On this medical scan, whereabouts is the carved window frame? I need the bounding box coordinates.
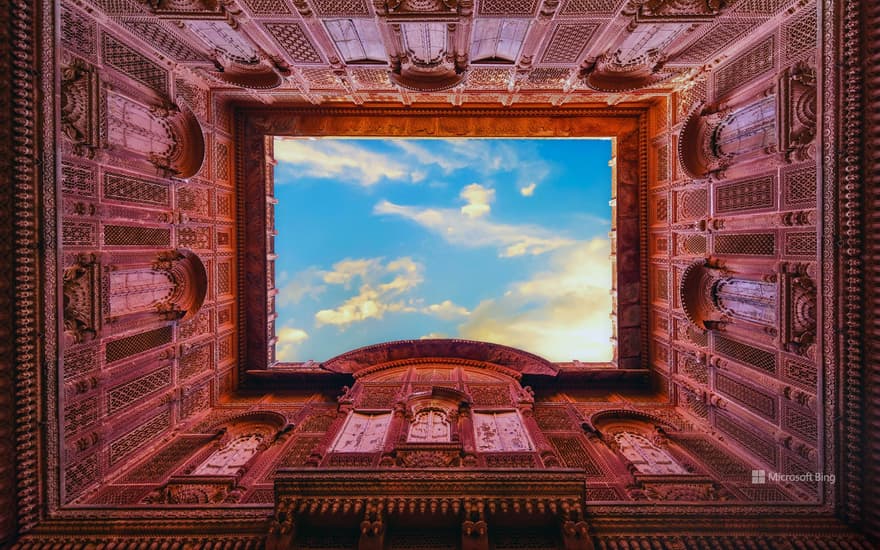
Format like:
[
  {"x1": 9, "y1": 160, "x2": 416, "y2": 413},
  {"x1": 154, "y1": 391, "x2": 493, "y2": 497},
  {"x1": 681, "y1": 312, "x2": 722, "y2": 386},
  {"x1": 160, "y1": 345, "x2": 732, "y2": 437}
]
[{"x1": 234, "y1": 106, "x2": 649, "y2": 380}]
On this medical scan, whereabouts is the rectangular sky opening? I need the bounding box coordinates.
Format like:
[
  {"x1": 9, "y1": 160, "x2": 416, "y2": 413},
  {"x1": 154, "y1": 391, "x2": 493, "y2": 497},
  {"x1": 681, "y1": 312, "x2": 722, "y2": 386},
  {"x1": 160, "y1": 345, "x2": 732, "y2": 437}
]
[{"x1": 271, "y1": 137, "x2": 613, "y2": 363}]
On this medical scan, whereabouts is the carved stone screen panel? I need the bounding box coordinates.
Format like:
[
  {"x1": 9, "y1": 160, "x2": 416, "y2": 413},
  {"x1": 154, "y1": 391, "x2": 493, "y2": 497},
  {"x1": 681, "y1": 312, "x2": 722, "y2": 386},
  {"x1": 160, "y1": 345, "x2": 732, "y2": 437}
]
[
  {"x1": 330, "y1": 412, "x2": 391, "y2": 453},
  {"x1": 473, "y1": 411, "x2": 534, "y2": 452}
]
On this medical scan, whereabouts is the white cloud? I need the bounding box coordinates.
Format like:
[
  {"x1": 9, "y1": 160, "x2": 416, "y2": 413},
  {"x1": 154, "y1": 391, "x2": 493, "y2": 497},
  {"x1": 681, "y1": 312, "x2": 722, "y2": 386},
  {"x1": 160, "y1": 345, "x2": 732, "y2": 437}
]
[
  {"x1": 519, "y1": 182, "x2": 536, "y2": 197},
  {"x1": 460, "y1": 183, "x2": 495, "y2": 219},
  {"x1": 322, "y1": 258, "x2": 384, "y2": 287},
  {"x1": 420, "y1": 332, "x2": 449, "y2": 339},
  {"x1": 374, "y1": 200, "x2": 574, "y2": 257},
  {"x1": 274, "y1": 139, "x2": 414, "y2": 186},
  {"x1": 314, "y1": 257, "x2": 424, "y2": 328},
  {"x1": 423, "y1": 300, "x2": 471, "y2": 319},
  {"x1": 457, "y1": 238, "x2": 613, "y2": 362},
  {"x1": 275, "y1": 326, "x2": 309, "y2": 362}
]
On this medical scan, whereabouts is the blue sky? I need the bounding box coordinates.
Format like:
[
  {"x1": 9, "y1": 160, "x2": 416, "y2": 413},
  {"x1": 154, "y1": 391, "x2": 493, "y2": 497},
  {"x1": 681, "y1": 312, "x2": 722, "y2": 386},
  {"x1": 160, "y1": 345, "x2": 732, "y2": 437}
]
[{"x1": 272, "y1": 138, "x2": 613, "y2": 363}]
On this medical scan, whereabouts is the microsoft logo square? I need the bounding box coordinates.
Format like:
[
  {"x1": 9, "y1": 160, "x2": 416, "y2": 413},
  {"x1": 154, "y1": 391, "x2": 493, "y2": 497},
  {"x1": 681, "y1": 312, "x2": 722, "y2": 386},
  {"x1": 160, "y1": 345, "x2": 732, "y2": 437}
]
[{"x1": 751, "y1": 470, "x2": 766, "y2": 484}]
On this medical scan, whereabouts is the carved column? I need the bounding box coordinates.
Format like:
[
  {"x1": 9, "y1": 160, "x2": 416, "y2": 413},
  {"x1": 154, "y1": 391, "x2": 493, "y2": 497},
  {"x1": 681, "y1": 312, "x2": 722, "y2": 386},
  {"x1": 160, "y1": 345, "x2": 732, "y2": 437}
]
[{"x1": 457, "y1": 402, "x2": 478, "y2": 466}]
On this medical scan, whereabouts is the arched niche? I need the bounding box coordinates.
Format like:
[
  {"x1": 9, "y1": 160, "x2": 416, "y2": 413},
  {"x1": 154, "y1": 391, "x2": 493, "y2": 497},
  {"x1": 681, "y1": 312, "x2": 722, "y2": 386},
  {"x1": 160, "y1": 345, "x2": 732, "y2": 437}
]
[
  {"x1": 678, "y1": 97, "x2": 777, "y2": 180},
  {"x1": 680, "y1": 258, "x2": 777, "y2": 332},
  {"x1": 105, "y1": 249, "x2": 208, "y2": 325},
  {"x1": 590, "y1": 412, "x2": 688, "y2": 476},
  {"x1": 144, "y1": 411, "x2": 290, "y2": 505},
  {"x1": 403, "y1": 387, "x2": 470, "y2": 444}
]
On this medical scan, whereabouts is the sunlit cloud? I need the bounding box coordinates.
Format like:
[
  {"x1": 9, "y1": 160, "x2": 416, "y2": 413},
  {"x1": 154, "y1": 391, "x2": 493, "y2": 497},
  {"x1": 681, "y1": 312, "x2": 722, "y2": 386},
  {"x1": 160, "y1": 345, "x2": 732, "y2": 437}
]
[
  {"x1": 423, "y1": 300, "x2": 471, "y2": 319},
  {"x1": 520, "y1": 182, "x2": 536, "y2": 197},
  {"x1": 374, "y1": 200, "x2": 574, "y2": 257},
  {"x1": 460, "y1": 183, "x2": 495, "y2": 219},
  {"x1": 276, "y1": 326, "x2": 309, "y2": 362},
  {"x1": 274, "y1": 139, "x2": 413, "y2": 186},
  {"x1": 457, "y1": 238, "x2": 613, "y2": 362}
]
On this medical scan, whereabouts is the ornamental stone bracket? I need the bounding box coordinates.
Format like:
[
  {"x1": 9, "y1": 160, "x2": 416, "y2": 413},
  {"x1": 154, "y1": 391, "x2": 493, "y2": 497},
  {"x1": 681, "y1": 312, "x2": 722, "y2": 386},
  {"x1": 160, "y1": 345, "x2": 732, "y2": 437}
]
[
  {"x1": 270, "y1": 469, "x2": 591, "y2": 549},
  {"x1": 60, "y1": 57, "x2": 100, "y2": 159},
  {"x1": 777, "y1": 61, "x2": 817, "y2": 163},
  {"x1": 779, "y1": 263, "x2": 817, "y2": 359},
  {"x1": 62, "y1": 253, "x2": 104, "y2": 347}
]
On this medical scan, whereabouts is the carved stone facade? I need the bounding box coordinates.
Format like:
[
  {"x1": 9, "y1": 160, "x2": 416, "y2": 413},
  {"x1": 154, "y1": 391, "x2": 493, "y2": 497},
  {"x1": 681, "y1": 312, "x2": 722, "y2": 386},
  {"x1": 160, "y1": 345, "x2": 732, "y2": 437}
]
[{"x1": 0, "y1": 0, "x2": 878, "y2": 547}]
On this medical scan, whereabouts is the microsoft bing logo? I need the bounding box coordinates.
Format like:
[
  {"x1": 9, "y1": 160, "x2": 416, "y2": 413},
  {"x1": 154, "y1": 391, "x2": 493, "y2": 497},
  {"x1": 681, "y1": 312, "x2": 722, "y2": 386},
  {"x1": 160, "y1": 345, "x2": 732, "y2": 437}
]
[{"x1": 751, "y1": 470, "x2": 766, "y2": 484}]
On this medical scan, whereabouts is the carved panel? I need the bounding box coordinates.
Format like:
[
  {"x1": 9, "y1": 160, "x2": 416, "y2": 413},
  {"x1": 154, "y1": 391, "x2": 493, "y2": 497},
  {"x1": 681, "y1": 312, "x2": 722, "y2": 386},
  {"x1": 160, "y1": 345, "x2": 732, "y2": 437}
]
[
  {"x1": 782, "y1": 163, "x2": 817, "y2": 208},
  {"x1": 103, "y1": 172, "x2": 171, "y2": 207},
  {"x1": 715, "y1": 372, "x2": 777, "y2": 421},
  {"x1": 559, "y1": 0, "x2": 618, "y2": 16},
  {"x1": 548, "y1": 436, "x2": 602, "y2": 474},
  {"x1": 713, "y1": 36, "x2": 774, "y2": 100},
  {"x1": 105, "y1": 326, "x2": 173, "y2": 364},
  {"x1": 102, "y1": 33, "x2": 168, "y2": 94},
  {"x1": 64, "y1": 396, "x2": 99, "y2": 435},
  {"x1": 675, "y1": 21, "x2": 753, "y2": 63},
  {"x1": 104, "y1": 225, "x2": 171, "y2": 247},
  {"x1": 783, "y1": 404, "x2": 817, "y2": 442},
  {"x1": 181, "y1": 382, "x2": 211, "y2": 419},
  {"x1": 357, "y1": 385, "x2": 399, "y2": 409},
  {"x1": 179, "y1": 341, "x2": 214, "y2": 381},
  {"x1": 784, "y1": 6, "x2": 817, "y2": 61},
  {"x1": 534, "y1": 405, "x2": 576, "y2": 431},
  {"x1": 122, "y1": 435, "x2": 210, "y2": 482},
  {"x1": 263, "y1": 23, "x2": 323, "y2": 64},
  {"x1": 330, "y1": 412, "x2": 391, "y2": 452},
  {"x1": 120, "y1": 20, "x2": 205, "y2": 62},
  {"x1": 781, "y1": 357, "x2": 817, "y2": 390},
  {"x1": 478, "y1": 0, "x2": 538, "y2": 16},
  {"x1": 109, "y1": 409, "x2": 173, "y2": 465},
  {"x1": 783, "y1": 231, "x2": 816, "y2": 257},
  {"x1": 64, "y1": 454, "x2": 99, "y2": 503},
  {"x1": 107, "y1": 366, "x2": 173, "y2": 414},
  {"x1": 714, "y1": 411, "x2": 777, "y2": 466},
  {"x1": 542, "y1": 24, "x2": 599, "y2": 64},
  {"x1": 278, "y1": 435, "x2": 322, "y2": 469},
  {"x1": 473, "y1": 412, "x2": 534, "y2": 452},
  {"x1": 713, "y1": 334, "x2": 776, "y2": 375},
  {"x1": 714, "y1": 174, "x2": 775, "y2": 214},
  {"x1": 713, "y1": 233, "x2": 775, "y2": 256},
  {"x1": 61, "y1": 6, "x2": 97, "y2": 57},
  {"x1": 467, "y1": 384, "x2": 511, "y2": 407}
]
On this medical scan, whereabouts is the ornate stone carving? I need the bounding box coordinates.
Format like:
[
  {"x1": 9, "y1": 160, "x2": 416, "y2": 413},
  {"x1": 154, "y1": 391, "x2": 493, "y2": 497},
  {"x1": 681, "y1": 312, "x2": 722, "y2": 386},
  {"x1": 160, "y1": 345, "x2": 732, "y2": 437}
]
[
  {"x1": 780, "y1": 264, "x2": 816, "y2": 358},
  {"x1": 778, "y1": 61, "x2": 817, "y2": 162},
  {"x1": 63, "y1": 254, "x2": 102, "y2": 346},
  {"x1": 61, "y1": 58, "x2": 99, "y2": 158}
]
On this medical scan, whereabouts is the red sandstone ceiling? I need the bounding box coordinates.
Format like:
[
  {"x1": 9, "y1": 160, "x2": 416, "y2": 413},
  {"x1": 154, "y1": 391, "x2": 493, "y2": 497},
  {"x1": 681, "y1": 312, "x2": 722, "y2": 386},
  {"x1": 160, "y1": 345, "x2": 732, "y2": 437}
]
[{"x1": 69, "y1": 0, "x2": 799, "y2": 106}]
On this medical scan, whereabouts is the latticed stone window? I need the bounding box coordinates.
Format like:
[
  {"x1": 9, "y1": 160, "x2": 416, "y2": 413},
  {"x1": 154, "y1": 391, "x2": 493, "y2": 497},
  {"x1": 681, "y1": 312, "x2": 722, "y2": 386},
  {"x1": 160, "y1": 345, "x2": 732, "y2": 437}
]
[{"x1": 613, "y1": 432, "x2": 687, "y2": 475}]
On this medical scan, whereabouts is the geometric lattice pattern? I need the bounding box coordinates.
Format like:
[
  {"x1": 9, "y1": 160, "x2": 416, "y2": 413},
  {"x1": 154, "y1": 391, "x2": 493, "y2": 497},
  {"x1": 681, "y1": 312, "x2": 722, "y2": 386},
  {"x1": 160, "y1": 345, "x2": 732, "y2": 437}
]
[
  {"x1": 542, "y1": 24, "x2": 599, "y2": 63},
  {"x1": 714, "y1": 36, "x2": 774, "y2": 99},
  {"x1": 101, "y1": 33, "x2": 168, "y2": 94},
  {"x1": 715, "y1": 175, "x2": 775, "y2": 214},
  {"x1": 713, "y1": 334, "x2": 777, "y2": 375},
  {"x1": 263, "y1": 23, "x2": 323, "y2": 64}
]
